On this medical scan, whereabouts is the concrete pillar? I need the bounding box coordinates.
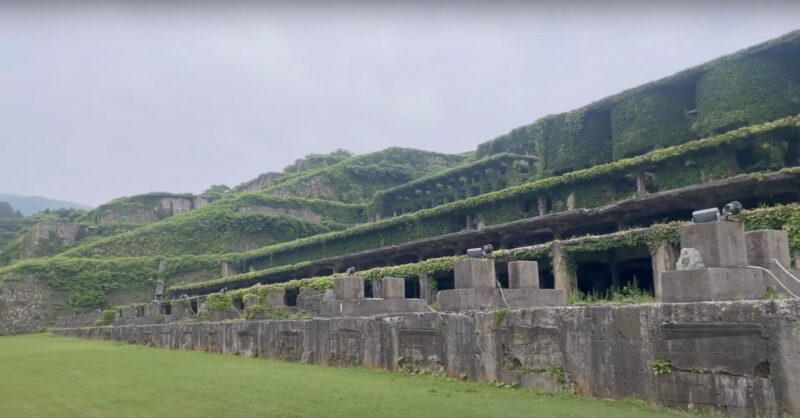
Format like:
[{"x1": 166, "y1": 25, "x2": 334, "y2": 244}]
[
  {"x1": 651, "y1": 240, "x2": 679, "y2": 301},
  {"x1": 334, "y1": 277, "x2": 364, "y2": 300},
  {"x1": 507, "y1": 261, "x2": 540, "y2": 289},
  {"x1": 418, "y1": 274, "x2": 434, "y2": 304},
  {"x1": 679, "y1": 221, "x2": 747, "y2": 268},
  {"x1": 221, "y1": 262, "x2": 239, "y2": 277},
  {"x1": 265, "y1": 289, "x2": 286, "y2": 307},
  {"x1": 538, "y1": 196, "x2": 549, "y2": 216},
  {"x1": 566, "y1": 192, "x2": 576, "y2": 211},
  {"x1": 552, "y1": 243, "x2": 577, "y2": 295},
  {"x1": 454, "y1": 258, "x2": 496, "y2": 289},
  {"x1": 371, "y1": 279, "x2": 383, "y2": 299},
  {"x1": 636, "y1": 173, "x2": 647, "y2": 196},
  {"x1": 243, "y1": 294, "x2": 260, "y2": 308},
  {"x1": 745, "y1": 230, "x2": 791, "y2": 269},
  {"x1": 380, "y1": 277, "x2": 406, "y2": 299}
]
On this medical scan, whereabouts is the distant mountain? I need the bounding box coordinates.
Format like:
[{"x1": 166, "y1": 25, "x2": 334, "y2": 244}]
[{"x1": 0, "y1": 193, "x2": 91, "y2": 216}]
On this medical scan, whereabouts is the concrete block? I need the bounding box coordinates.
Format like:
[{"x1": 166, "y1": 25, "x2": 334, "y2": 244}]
[
  {"x1": 678, "y1": 221, "x2": 747, "y2": 268},
  {"x1": 334, "y1": 277, "x2": 364, "y2": 300},
  {"x1": 745, "y1": 229, "x2": 791, "y2": 269},
  {"x1": 437, "y1": 288, "x2": 565, "y2": 311},
  {"x1": 319, "y1": 298, "x2": 428, "y2": 317},
  {"x1": 507, "y1": 261, "x2": 540, "y2": 289},
  {"x1": 454, "y1": 258, "x2": 496, "y2": 289},
  {"x1": 661, "y1": 268, "x2": 768, "y2": 303},
  {"x1": 265, "y1": 289, "x2": 286, "y2": 307},
  {"x1": 380, "y1": 277, "x2": 405, "y2": 299},
  {"x1": 243, "y1": 294, "x2": 260, "y2": 308}
]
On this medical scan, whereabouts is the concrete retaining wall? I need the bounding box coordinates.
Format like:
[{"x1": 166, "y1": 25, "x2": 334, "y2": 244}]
[{"x1": 54, "y1": 300, "x2": 800, "y2": 417}]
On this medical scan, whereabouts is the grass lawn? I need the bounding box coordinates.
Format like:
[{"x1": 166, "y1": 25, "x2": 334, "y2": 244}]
[{"x1": 0, "y1": 333, "x2": 715, "y2": 418}]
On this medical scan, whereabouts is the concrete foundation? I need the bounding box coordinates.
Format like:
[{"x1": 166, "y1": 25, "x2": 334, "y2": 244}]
[
  {"x1": 319, "y1": 298, "x2": 429, "y2": 317},
  {"x1": 334, "y1": 277, "x2": 364, "y2": 300},
  {"x1": 379, "y1": 277, "x2": 405, "y2": 299},
  {"x1": 661, "y1": 268, "x2": 768, "y2": 303},
  {"x1": 454, "y1": 258, "x2": 496, "y2": 289},
  {"x1": 437, "y1": 288, "x2": 566, "y2": 311},
  {"x1": 678, "y1": 221, "x2": 747, "y2": 268},
  {"x1": 507, "y1": 261, "x2": 540, "y2": 289},
  {"x1": 746, "y1": 230, "x2": 791, "y2": 270},
  {"x1": 56, "y1": 300, "x2": 800, "y2": 417}
]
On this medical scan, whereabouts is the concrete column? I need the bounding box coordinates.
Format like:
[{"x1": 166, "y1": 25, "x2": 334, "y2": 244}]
[
  {"x1": 679, "y1": 221, "x2": 747, "y2": 268},
  {"x1": 507, "y1": 261, "x2": 540, "y2": 289},
  {"x1": 552, "y1": 243, "x2": 577, "y2": 295},
  {"x1": 371, "y1": 279, "x2": 383, "y2": 299},
  {"x1": 265, "y1": 289, "x2": 286, "y2": 307},
  {"x1": 243, "y1": 294, "x2": 260, "y2": 308},
  {"x1": 537, "y1": 196, "x2": 549, "y2": 216},
  {"x1": 651, "y1": 240, "x2": 679, "y2": 301},
  {"x1": 418, "y1": 274, "x2": 434, "y2": 304},
  {"x1": 636, "y1": 173, "x2": 647, "y2": 196},
  {"x1": 381, "y1": 277, "x2": 406, "y2": 299},
  {"x1": 334, "y1": 277, "x2": 364, "y2": 300},
  {"x1": 566, "y1": 192, "x2": 576, "y2": 211},
  {"x1": 221, "y1": 262, "x2": 239, "y2": 277},
  {"x1": 454, "y1": 258, "x2": 496, "y2": 289},
  {"x1": 745, "y1": 230, "x2": 791, "y2": 269}
]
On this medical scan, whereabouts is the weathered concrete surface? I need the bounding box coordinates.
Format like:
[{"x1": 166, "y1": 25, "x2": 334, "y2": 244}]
[
  {"x1": 334, "y1": 277, "x2": 364, "y2": 300},
  {"x1": 379, "y1": 277, "x2": 405, "y2": 299},
  {"x1": 57, "y1": 300, "x2": 800, "y2": 416},
  {"x1": 437, "y1": 288, "x2": 566, "y2": 311},
  {"x1": 661, "y1": 268, "x2": 771, "y2": 302},
  {"x1": 454, "y1": 258, "x2": 496, "y2": 289},
  {"x1": 507, "y1": 261, "x2": 540, "y2": 289},
  {"x1": 746, "y1": 230, "x2": 791, "y2": 270},
  {"x1": 319, "y1": 298, "x2": 429, "y2": 317},
  {"x1": 679, "y1": 221, "x2": 747, "y2": 268},
  {"x1": 661, "y1": 268, "x2": 769, "y2": 303}
]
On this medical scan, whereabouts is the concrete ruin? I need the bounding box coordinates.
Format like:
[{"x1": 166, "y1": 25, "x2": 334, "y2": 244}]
[
  {"x1": 437, "y1": 259, "x2": 565, "y2": 311},
  {"x1": 662, "y1": 221, "x2": 800, "y2": 302},
  {"x1": 55, "y1": 300, "x2": 800, "y2": 417},
  {"x1": 319, "y1": 276, "x2": 428, "y2": 317}
]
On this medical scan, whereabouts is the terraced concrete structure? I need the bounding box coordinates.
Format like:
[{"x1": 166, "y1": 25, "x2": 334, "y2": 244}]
[{"x1": 8, "y1": 30, "x2": 800, "y2": 417}]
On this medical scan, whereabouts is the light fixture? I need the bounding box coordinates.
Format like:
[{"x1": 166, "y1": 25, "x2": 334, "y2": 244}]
[{"x1": 692, "y1": 208, "x2": 720, "y2": 223}]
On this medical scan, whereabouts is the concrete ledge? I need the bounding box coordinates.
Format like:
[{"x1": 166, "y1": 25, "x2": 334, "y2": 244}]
[
  {"x1": 319, "y1": 298, "x2": 429, "y2": 317},
  {"x1": 437, "y1": 288, "x2": 566, "y2": 311},
  {"x1": 661, "y1": 268, "x2": 768, "y2": 303}
]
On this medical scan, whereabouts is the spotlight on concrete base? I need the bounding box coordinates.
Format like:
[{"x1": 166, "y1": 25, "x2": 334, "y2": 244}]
[
  {"x1": 722, "y1": 201, "x2": 743, "y2": 218},
  {"x1": 692, "y1": 208, "x2": 721, "y2": 223},
  {"x1": 466, "y1": 244, "x2": 494, "y2": 259}
]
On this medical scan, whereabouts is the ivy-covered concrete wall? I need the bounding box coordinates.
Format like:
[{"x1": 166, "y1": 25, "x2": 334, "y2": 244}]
[{"x1": 476, "y1": 31, "x2": 800, "y2": 175}]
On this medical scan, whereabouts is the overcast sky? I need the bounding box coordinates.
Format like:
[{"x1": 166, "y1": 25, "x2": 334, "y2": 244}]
[{"x1": 1, "y1": 1, "x2": 798, "y2": 206}]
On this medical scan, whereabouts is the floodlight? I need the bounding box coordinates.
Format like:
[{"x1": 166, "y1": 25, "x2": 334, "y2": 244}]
[{"x1": 692, "y1": 208, "x2": 720, "y2": 223}]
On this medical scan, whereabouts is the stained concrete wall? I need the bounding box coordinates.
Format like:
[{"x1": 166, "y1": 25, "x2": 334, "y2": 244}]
[{"x1": 55, "y1": 300, "x2": 800, "y2": 417}]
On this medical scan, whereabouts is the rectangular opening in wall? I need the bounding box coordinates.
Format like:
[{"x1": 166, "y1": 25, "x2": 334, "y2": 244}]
[
  {"x1": 434, "y1": 274, "x2": 455, "y2": 292},
  {"x1": 161, "y1": 304, "x2": 172, "y2": 315},
  {"x1": 617, "y1": 258, "x2": 654, "y2": 295},
  {"x1": 539, "y1": 262, "x2": 555, "y2": 289},
  {"x1": 576, "y1": 262, "x2": 613, "y2": 295},
  {"x1": 364, "y1": 280, "x2": 374, "y2": 298},
  {"x1": 190, "y1": 299, "x2": 198, "y2": 314},
  {"x1": 285, "y1": 288, "x2": 299, "y2": 306},
  {"x1": 404, "y1": 278, "x2": 420, "y2": 299}
]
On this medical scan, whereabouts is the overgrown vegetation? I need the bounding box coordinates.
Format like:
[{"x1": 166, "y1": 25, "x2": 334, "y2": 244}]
[{"x1": 476, "y1": 30, "x2": 800, "y2": 170}]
